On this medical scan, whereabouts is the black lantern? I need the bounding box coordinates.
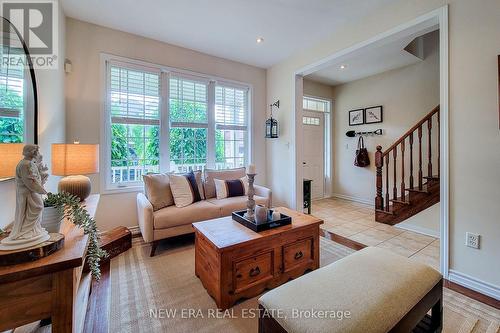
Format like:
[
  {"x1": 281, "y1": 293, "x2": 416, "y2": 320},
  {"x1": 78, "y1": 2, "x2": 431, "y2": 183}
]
[{"x1": 265, "y1": 100, "x2": 279, "y2": 138}]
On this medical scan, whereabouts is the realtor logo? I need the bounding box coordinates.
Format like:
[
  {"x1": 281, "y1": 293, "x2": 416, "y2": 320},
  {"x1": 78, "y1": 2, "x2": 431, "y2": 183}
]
[{"x1": 1, "y1": 0, "x2": 58, "y2": 69}]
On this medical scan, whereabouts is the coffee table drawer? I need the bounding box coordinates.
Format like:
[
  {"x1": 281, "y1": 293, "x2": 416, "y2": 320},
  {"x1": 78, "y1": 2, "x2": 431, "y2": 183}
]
[
  {"x1": 233, "y1": 252, "x2": 273, "y2": 293},
  {"x1": 283, "y1": 237, "x2": 313, "y2": 272}
]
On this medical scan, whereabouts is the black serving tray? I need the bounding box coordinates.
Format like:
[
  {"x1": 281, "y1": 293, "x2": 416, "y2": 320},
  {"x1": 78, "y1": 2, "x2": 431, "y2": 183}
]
[{"x1": 232, "y1": 209, "x2": 292, "y2": 232}]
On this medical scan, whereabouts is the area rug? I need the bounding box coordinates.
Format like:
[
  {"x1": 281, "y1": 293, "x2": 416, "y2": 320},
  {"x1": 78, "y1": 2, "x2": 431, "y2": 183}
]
[{"x1": 109, "y1": 236, "x2": 500, "y2": 333}]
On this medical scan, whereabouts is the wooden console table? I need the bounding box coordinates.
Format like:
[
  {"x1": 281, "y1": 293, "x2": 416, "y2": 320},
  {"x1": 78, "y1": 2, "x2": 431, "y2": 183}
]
[{"x1": 0, "y1": 194, "x2": 99, "y2": 333}]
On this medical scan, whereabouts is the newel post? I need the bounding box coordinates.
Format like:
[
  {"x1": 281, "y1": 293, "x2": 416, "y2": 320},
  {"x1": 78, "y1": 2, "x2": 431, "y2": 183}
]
[{"x1": 375, "y1": 145, "x2": 384, "y2": 210}]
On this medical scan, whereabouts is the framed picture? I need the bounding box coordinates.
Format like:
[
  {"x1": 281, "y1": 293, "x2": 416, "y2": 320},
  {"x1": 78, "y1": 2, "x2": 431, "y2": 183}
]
[
  {"x1": 365, "y1": 105, "x2": 383, "y2": 124},
  {"x1": 349, "y1": 109, "x2": 364, "y2": 126}
]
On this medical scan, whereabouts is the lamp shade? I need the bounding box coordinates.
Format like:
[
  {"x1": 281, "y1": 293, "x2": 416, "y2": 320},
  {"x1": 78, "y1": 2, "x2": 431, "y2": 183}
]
[
  {"x1": 0, "y1": 143, "x2": 24, "y2": 178},
  {"x1": 52, "y1": 143, "x2": 99, "y2": 176}
]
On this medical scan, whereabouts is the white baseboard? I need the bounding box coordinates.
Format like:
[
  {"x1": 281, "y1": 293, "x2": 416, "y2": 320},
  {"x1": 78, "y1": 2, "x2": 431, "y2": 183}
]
[
  {"x1": 448, "y1": 269, "x2": 500, "y2": 300},
  {"x1": 128, "y1": 225, "x2": 141, "y2": 236},
  {"x1": 331, "y1": 193, "x2": 374, "y2": 206},
  {"x1": 395, "y1": 224, "x2": 440, "y2": 238}
]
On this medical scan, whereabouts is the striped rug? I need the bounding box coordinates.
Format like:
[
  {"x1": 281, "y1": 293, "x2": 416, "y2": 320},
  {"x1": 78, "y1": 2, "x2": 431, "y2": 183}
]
[{"x1": 108, "y1": 236, "x2": 500, "y2": 333}]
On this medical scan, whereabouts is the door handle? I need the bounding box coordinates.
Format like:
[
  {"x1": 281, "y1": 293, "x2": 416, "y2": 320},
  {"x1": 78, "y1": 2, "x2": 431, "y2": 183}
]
[{"x1": 302, "y1": 162, "x2": 306, "y2": 165}]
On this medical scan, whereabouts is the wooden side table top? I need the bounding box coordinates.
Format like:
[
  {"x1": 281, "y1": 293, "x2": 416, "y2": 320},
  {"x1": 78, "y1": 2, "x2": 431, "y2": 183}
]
[
  {"x1": 0, "y1": 194, "x2": 99, "y2": 284},
  {"x1": 192, "y1": 207, "x2": 323, "y2": 251}
]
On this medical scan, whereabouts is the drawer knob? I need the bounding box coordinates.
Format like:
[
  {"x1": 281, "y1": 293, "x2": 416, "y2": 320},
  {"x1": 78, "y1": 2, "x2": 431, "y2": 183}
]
[
  {"x1": 294, "y1": 251, "x2": 303, "y2": 260},
  {"x1": 249, "y1": 266, "x2": 261, "y2": 277}
]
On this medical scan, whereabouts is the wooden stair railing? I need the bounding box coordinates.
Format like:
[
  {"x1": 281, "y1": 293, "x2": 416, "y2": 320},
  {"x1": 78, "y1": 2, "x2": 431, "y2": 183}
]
[{"x1": 375, "y1": 105, "x2": 440, "y2": 212}]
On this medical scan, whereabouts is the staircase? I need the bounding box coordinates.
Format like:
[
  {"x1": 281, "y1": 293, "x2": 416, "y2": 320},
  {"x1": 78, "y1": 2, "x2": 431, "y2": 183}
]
[{"x1": 375, "y1": 105, "x2": 440, "y2": 225}]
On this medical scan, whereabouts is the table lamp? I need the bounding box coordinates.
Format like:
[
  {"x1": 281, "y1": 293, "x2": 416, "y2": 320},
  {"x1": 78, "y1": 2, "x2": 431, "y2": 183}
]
[
  {"x1": 52, "y1": 143, "x2": 99, "y2": 201},
  {"x1": 0, "y1": 143, "x2": 24, "y2": 178}
]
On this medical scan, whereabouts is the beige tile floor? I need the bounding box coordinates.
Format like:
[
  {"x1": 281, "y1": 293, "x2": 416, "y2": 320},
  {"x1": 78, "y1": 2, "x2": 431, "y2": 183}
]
[{"x1": 312, "y1": 197, "x2": 440, "y2": 270}]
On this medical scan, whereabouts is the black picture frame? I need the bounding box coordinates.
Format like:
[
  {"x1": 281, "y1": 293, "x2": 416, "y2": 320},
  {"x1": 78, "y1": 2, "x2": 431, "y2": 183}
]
[
  {"x1": 349, "y1": 109, "x2": 364, "y2": 126},
  {"x1": 365, "y1": 105, "x2": 383, "y2": 124}
]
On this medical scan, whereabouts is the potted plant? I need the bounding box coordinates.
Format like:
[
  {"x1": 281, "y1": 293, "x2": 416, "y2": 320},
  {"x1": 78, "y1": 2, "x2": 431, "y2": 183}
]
[
  {"x1": 44, "y1": 192, "x2": 107, "y2": 279},
  {"x1": 42, "y1": 197, "x2": 65, "y2": 233}
]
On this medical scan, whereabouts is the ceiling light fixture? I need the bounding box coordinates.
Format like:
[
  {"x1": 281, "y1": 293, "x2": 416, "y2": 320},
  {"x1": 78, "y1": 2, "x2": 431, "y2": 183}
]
[
  {"x1": 256, "y1": 37, "x2": 264, "y2": 43},
  {"x1": 340, "y1": 64, "x2": 347, "y2": 70}
]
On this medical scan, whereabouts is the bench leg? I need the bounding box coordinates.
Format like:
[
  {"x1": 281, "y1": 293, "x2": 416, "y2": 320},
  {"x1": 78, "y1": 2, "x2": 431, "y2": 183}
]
[
  {"x1": 150, "y1": 241, "x2": 158, "y2": 257},
  {"x1": 431, "y1": 296, "x2": 443, "y2": 333}
]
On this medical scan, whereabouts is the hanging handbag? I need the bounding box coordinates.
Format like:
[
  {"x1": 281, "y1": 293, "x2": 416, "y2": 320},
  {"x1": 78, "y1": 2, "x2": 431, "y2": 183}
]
[{"x1": 354, "y1": 136, "x2": 370, "y2": 167}]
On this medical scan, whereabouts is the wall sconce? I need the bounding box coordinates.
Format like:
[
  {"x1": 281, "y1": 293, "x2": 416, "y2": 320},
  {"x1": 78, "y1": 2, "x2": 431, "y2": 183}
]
[{"x1": 265, "y1": 100, "x2": 279, "y2": 139}]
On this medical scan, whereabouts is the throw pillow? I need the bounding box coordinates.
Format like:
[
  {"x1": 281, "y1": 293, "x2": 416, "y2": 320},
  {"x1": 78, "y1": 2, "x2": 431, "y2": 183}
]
[
  {"x1": 170, "y1": 171, "x2": 204, "y2": 208},
  {"x1": 214, "y1": 177, "x2": 247, "y2": 199},
  {"x1": 142, "y1": 173, "x2": 174, "y2": 211}
]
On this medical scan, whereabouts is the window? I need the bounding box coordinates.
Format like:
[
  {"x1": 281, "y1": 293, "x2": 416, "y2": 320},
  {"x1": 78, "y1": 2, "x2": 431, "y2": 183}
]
[
  {"x1": 303, "y1": 96, "x2": 330, "y2": 113},
  {"x1": 303, "y1": 116, "x2": 320, "y2": 126},
  {"x1": 0, "y1": 47, "x2": 25, "y2": 143},
  {"x1": 104, "y1": 58, "x2": 250, "y2": 190},
  {"x1": 108, "y1": 64, "x2": 161, "y2": 185},
  {"x1": 169, "y1": 76, "x2": 208, "y2": 172},
  {"x1": 215, "y1": 85, "x2": 247, "y2": 169}
]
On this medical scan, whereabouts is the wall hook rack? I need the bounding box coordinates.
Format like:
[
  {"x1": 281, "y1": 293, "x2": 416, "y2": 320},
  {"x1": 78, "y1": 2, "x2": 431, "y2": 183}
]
[{"x1": 346, "y1": 129, "x2": 383, "y2": 137}]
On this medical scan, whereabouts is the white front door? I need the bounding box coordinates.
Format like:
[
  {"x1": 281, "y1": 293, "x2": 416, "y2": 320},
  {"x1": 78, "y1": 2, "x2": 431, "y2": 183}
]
[{"x1": 302, "y1": 110, "x2": 325, "y2": 200}]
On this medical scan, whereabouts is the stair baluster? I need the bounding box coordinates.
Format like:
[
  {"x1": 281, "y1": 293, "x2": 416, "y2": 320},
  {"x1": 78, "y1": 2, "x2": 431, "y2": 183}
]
[
  {"x1": 385, "y1": 154, "x2": 390, "y2": 212},
  {"x1": 401, "y1": 140, "x2": 405, "y2": 201},
  {"x1": 418, "y1": 125, "x2": 423, "y2": 190},
  {"x1": 428, "y1": 119, "x2": 433, "y2": 177},
  {"x1": 375, "y1": 146, "x2": 383, "y2": 210},
  {"x1": 393, "y1": 149, "x2": 397, "y2": 201},
  {"x1": 409, "y1": 132, "x2": 414, "y2": 189}
]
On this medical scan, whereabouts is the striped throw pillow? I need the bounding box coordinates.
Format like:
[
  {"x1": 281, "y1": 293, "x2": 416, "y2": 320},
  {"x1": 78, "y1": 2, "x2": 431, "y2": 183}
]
[
  {"x1": 170, "y1": 171, "x2": 204, "y2": 208},
  {"x1": 214, "y1": 177, "x2": 248, "y2": 200}
]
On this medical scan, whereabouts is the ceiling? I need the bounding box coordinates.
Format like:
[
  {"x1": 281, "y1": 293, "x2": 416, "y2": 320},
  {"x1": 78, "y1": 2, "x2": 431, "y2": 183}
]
[
  {"x1": 60, "y1": 0, "x2": 398, "y2": 68},
  {"x1": 306, "y1": 28, "x2": 439, "y2": 86}
]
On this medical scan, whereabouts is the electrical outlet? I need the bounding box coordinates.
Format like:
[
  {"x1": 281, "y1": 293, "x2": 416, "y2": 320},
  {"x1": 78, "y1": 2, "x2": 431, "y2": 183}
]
[{"x1": 465, "y1": 232, "x2": 480, "y2": 249}]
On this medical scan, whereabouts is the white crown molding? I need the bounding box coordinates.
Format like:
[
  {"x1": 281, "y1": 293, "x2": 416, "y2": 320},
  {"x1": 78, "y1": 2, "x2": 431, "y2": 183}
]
[{"x1": 448, "y1": 270, "x2": 500, "y2": 301}]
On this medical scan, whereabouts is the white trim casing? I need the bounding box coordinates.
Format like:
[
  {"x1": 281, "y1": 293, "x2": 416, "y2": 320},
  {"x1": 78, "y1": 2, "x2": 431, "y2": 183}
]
[
  {"x1": 330, "y1": 193, "x2": 374, "y2": 206},
  {"x1": 394, "y1": 224, "x2": 440, "y2": 238},
  {"x1": 448, "y1": 270, "x2": 500, "y2": 301}
]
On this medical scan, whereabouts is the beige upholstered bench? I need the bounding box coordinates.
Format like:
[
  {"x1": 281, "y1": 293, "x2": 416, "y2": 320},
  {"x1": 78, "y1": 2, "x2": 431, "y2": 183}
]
[{"x1": 258, "y1": 247, "x2": 443, "y2": 333}]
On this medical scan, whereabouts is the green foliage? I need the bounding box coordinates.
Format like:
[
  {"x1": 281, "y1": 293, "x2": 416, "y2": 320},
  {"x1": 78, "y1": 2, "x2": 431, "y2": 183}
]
[
  {"x1": 0, "y1": 84, "x2": 24, "y2": 143},
  {"x1": 44, "y1": 192, "x2": 107, "y2": 280},
  {"x1": 109, "y1": 98, "x2": 229, "y2": 168}
]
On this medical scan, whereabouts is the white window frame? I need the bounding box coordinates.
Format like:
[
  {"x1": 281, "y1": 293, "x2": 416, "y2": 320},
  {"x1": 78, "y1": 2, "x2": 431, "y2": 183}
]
[{"x1": 100, "y1": 54, "x2": 252, "y2": 193}]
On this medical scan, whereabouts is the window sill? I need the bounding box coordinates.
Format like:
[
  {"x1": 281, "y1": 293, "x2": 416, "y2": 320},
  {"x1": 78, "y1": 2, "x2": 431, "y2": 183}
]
[{"x1": 101, "y1": 185, "x2": 144, "y2": 195}]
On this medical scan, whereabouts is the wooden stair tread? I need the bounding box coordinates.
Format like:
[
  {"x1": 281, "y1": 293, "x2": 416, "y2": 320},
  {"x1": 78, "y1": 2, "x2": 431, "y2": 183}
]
[
  {"x1": 406, "y1": 186, "x2": 429, "y2": 193},
  {"x1": 390, "y1": 199, "x2": 411, "y2": 205},
  {"x1": 423, "y1": 175, "x2": 440, "y2": 181},
  {"x1": 376, "y1": 208, "x2": 394, "y2": 215}
]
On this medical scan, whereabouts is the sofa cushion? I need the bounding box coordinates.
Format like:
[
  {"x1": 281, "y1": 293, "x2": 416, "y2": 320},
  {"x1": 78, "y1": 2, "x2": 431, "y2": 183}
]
[
  {"x1": 153, "y1": 200, "x2": 221, "y2": 229},
  {"x1": 207, "y1": 195, "x2": 268, "y2": 216},
  {"x1": 214, "y1": 177, "x2": 247, "y2": 199},
  {"x1": 204, "y1": 167, "x2": 246, "y2": 199},
  {"x1": 142, "y1": 173, "x2": 174, "y2": 211},
  {"x1": 169, "y1": 171, "x2": 205, "y2": 208}
]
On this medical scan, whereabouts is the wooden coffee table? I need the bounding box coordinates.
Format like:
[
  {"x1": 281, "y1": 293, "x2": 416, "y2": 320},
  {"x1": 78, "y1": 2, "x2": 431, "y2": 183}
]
[{"x1": 193, "y1": 207, "x2": 323, "y2": 309}]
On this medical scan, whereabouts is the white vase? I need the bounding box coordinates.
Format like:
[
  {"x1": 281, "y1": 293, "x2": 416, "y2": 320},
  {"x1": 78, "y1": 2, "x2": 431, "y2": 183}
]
[{"x1": 41, "y1": 206, "x2": 63, "y2": 233}]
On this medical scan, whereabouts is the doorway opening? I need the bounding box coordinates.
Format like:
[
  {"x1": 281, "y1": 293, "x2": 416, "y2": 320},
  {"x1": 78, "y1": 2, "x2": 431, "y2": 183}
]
[
  {"x1": 302, "y1": 95, "x2": 332, "y2": 202},
  {"x1": 293, "y1": 6, "x2": 449, "y2": 277}
]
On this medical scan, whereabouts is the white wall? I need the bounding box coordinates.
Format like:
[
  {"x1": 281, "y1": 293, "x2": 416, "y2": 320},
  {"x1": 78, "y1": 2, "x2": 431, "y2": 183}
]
[
  {"x1": 0, "y1": 3, "x2": 66, "y2": 229},
  {"x1": 267, "y1": 0, "x2": 500, "y2": 287},
  {"x1": 65, "y1": 18, "x2": 267, "y2": 231},
  {"x1": 332, "y1": 31, "x2": 439, "y2": 203}
]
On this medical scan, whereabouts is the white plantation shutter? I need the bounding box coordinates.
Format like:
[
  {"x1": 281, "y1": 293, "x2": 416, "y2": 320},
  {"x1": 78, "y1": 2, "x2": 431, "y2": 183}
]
[
  {"x1": 215, "y1": 84, "x2": 248, "y2": 169},
  {"x1": 107, "y1": 64, "x2": 161, "y2": 184},
  {"x1": 215, "y1": 85, "x2": 247, "y2": 130},
  {"x1": 0, "y1": 48, "x2": 24, "y2": 118},
  {"x1": 169, "y1": 75, "x2": 208, "y2": 126},
  {"x1": 109, "y1": 66, "x2": 160, "y2": 125}
]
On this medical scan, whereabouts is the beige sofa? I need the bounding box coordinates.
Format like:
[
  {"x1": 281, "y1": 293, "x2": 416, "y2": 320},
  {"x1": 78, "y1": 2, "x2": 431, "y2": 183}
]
[{"x1": 137, "y1": 168, "x2": 272, "y2": 256}]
